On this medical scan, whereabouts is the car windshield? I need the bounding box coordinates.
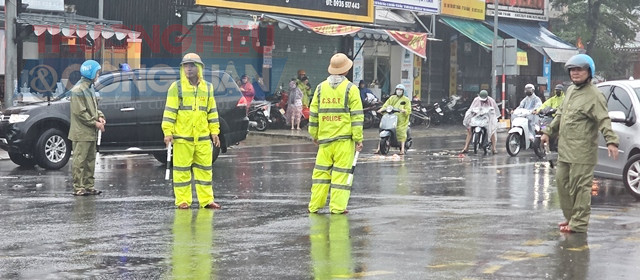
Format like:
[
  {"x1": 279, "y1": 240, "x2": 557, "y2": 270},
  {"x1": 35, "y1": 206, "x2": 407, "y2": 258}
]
[{"x1": 634, "y1": 87, "x2": 640, "y2": 102}]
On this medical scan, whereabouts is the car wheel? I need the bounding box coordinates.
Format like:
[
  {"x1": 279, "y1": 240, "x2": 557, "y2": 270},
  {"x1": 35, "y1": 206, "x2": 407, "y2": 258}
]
[
  {"x1": 8, "y1": 152, "x2": 37, "y2": 167},
  {"x1": 623, "y1": 154, "x2": 640, "y2": 200},
  {"x1": 35, "y1": 128, "x2": 71, "y2": 170}
]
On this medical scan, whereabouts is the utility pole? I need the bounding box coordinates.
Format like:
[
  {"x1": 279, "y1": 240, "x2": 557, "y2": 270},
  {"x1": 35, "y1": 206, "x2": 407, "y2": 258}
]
[
  {"x1": 490, "y1": 0, "x2": 499, "y2": 100},
  {"x1": 4, "y1": 0, "x2": 17, "y2": 108},
  {"x1": 99, "y1": 0, "x2": 104, "y2": 64}
]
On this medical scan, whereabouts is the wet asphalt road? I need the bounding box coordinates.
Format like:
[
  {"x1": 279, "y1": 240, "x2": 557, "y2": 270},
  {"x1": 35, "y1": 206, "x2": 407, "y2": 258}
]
[{"x1": 2, "y1": 130, "x2": 640, "y2": 279}]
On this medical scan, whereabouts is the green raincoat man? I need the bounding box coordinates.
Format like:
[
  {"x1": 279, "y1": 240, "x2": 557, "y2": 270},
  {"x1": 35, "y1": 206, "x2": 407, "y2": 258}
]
[
  {"x1": 69, "y1": 60, "x2": 105, "y2": 196},
  {"x1": 376, "y1": 84, "x2": 412, "y2": 155},
  {"x1": 542, "y1": 54, "x2": 619, "y2": 233}
]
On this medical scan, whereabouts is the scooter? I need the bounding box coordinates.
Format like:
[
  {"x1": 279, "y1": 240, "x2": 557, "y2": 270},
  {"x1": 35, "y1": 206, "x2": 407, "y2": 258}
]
[
  {"x1": 506, "y1": 107, "x2": 535, "y2": 156},
  {"x1": 248, "y1": 100, "x2": 271, "y2": 131},
  {"x1": 468, "y1": 107, "x2": 494, "y2": 155},
  {"x1": 378, "y1": 105, "x2": 412, "y2": 155},
  {"x1": 532, "y1": 108, "x2": 557, "y2": 158}
]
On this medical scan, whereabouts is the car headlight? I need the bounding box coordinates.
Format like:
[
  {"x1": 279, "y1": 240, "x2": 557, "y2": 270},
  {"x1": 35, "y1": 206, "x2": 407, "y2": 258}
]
[{"x1": 9, "y1": 114, "x2": 29, "y2": 123}]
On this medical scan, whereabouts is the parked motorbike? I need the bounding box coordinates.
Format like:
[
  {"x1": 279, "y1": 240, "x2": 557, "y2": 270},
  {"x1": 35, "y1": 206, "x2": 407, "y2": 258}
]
[
  {"x1": 378, "y1": 105, "x2": 412, "y2": 155},
  {"x1": 506, "y1": 108, "x2": 536, "y2": 156},
  {"x1": 363, "y1": 101, "x2": 382, "y2": 129},
  {"x1": 266, "y1": 88, "x2": 289, "y2": 129},
  {"x1": 409, "y1": 100, "x2": 431, "y2": 128},
  {"x1": 468, "y1": 107, "x2": 494, "y2": 155},
  {"x1": 440, "y1": 95, "x2": 469, "y2": 124},
  {"x1": 248, "y1": 100, "x2": 271, "y2": 131},
  {"x1": 532, "y1": 108, "x2": 558, "y2": 158},
  {"x1": 425, "y1": 101, "x2": 445, "y2": 125}
]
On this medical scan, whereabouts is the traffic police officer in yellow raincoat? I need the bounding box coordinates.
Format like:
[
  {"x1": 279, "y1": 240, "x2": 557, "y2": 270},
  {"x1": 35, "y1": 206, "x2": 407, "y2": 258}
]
[
  {"x1": 308, "y1": 53, "x2": 364, "y2": 214},
  {"x1": 162, "y1": 53, "x2": 221, "y2": 209},
  {"x1": 542, "y1": 54, "x2": 618, "y2": 233}
]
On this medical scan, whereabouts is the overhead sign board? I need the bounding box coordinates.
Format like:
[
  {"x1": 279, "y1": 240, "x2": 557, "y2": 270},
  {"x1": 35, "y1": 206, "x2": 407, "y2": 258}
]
[
  {"x1": 441, "y1": 0, "x2": 485, "y2": 20},
  {"x1": 485, "y1": 0, "x2": 549, "y2": 21},
  {"x1": 195, "y1": 0, "x2": 374, "y2": 23},
  {"x1": 1, "y1": 0, "x2": 65, "y2": 12},
  {"x1": 374, "y1": 0, "x2": 439, "y2": 14}
]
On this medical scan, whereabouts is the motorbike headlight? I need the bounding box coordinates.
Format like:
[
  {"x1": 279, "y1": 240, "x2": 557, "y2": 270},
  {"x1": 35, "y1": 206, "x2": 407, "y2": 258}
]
[
  {"x1": 385, "y1": 105, "x2": 393, "y2": 113},
  {"x1": 9, "y1": 114, "x2": 29, "y2": 123},
  {"x1": 474, "y1": 127, "x2": 481, "y2": 132}
]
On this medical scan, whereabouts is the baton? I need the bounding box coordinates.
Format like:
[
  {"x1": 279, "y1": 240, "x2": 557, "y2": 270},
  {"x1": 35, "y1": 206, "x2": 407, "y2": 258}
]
[
  {"x1": 96, "y1": 130, "x2": 102, "y2": 156},
  {"x1": 347, "y1": 151, "x2": 360, "y2": 185},
  {"x1": 165, "y1": 143, "x2": 172, "y2": 180}
]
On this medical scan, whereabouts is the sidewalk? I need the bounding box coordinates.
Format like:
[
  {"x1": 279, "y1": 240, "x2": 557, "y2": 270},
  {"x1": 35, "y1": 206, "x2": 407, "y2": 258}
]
[{"x1": 249, "y1": 124, "x2": 471, "y2": 141}]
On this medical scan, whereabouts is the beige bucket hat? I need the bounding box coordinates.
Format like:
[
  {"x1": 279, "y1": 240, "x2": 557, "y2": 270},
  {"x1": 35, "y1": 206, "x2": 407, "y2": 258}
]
[{"x1": 328, "y1": 53, "x2": 353, "y2": 75}]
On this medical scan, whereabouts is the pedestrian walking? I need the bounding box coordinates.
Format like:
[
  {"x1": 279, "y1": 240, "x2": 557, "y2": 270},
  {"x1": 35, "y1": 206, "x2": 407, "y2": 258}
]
[
  {"x1": 287, "y1": 80, "x2": 303, "y2": 130},
  {"x1": 69, "y1": 60, "x2": 105, "y2": 196},
  {"x1": 162, "y1": 53, "x2": 221, "y2": 209},
  {"x1": 541, "y1": 54, "x2": 619, "y2": 233},
  {"x1": 308, "y1": 53, "x2": 364, "y2": 214}
]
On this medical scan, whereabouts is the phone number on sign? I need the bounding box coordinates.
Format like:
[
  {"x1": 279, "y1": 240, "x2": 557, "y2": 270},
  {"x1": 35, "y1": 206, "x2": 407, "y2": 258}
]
[{"x1": 326, "y1": 0, "x2": 361, "y2": 9}]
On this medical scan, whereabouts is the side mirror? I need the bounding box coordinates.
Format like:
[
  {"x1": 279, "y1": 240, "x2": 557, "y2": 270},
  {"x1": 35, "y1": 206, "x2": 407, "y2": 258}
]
[{"x1": 609, "y1": 111, "x2": 626, "y2": 123}]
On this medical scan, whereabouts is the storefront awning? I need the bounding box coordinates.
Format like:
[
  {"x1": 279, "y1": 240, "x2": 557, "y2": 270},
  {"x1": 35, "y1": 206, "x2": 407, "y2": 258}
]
[
  {"x1": 440, "y1": 16, "x2": 501, "y2": 51},
  {"x1": 485, "y1": 20, "x2": 577, "y2": 62},
  {"x1": 10, "y1": 12, "x2": 139, "y2": 40},
  {"x1": 265, "y1": 14, "x2": 427, "y2": 58}
]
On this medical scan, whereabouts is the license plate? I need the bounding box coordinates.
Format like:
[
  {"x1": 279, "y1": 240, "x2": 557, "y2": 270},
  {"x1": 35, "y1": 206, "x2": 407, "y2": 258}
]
[
  {"x1": 371, "y1": 111, "x2": 377, "y2": 116},
  {"x1": 436, "y1": 107, "x2": 442, "y2": 113}
]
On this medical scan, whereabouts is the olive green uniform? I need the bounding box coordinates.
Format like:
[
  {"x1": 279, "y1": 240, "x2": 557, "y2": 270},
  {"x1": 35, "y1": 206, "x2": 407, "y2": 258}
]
[
  {"x1": 543, "y1": 83, "x2": 618, "y2": 232},
  {"x1": 298, "y1": 79, "x2": 312, "y2": 107},
  {"x1": 68, "y1": 77, "x2": 104, "y2": 192}
]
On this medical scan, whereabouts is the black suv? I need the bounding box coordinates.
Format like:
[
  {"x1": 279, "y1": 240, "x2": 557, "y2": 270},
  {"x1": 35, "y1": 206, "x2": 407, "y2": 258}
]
[{"x1": 0, "y1": 68, "x2": 249, "y2": 170}]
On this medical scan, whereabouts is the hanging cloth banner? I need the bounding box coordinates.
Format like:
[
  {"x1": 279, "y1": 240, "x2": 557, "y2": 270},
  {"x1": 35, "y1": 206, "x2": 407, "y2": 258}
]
[
  {"x1": 384, "y1": 30, "x2": 427, "y2": 58},
  {"x1": 300, "y1": 20, "x2": 362, "y2": 36}
]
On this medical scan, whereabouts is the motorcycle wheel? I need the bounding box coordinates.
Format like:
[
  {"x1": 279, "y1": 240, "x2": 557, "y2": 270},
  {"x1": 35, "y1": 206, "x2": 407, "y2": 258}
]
[
  {"x1": 410, "y1": 114, "x2": 422, "y2": 126},
  {"x1": 423, "y1": 116, "x2": 431, "y2": 129},
  {"x1": 533, "y1": 137, "x2": 546, "y2": 159},
  {"x1": 254, "y1": 114, "x2": 268, "y2": 131},
  {"x1": 380, "y1": 138, "x2": 390, "y2": 155},
  {"x1": 472, "y1": 132, "x2": 479, "y2": 154},
  {"x1": 364, "y1": 113, "x2": 374, "y2": 129},
  {"x1": 506, "y1": 133, "x2": 522, "y2": 156}
]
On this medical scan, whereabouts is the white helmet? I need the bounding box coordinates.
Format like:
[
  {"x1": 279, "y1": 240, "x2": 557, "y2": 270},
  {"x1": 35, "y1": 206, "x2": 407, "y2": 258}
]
[{"x1": 524, "y1": 84, "x2": 535, "y2": 93}]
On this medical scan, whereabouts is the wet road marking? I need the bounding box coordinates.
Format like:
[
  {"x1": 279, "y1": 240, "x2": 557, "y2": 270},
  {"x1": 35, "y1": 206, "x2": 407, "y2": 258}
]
[
  {"x1": 498, "y1": 251, "x2": 547, "y2": 261},
  {"x1": 248, "y1": 157, "x2": 317, "y2": 164},
  {"x1": 523, "y1": 239, "x2": 545, "y2": 246},
  {"x1": 592, "y1": 214, "x2": 611, "y2": 220},
  {"x1": 483, "y1": 265, "x2": 502, "y2": 274},
  {"x1": 427, "y1": 262, "x2": 475, "y2": 268},
  {"x1": 567, "y1": 245, "x2": 590, "y2": 251},
  {"x1": 350, "y1": 270, "x2": 394, "y2": 277},
  {"x1": 483, "y1": 162, "x2": 537, "y2": 169}
]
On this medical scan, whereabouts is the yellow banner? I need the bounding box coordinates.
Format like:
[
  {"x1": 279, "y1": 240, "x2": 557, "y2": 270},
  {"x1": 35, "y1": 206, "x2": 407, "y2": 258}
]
[
  {"x1": 195, "y1": 0, "x2": 374, "y2": 23},
  {"x1": 517, "y1": 51, "x2": 528, "y2": 66},
  {"x1": 442, "y1": 0, "x2": 486, "y2": 20}
]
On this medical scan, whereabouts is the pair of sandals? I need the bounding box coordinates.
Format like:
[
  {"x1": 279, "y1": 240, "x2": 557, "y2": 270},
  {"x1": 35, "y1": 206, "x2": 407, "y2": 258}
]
[
  {"x1": 73, "y1": 188, "x2": 102, "y2": 196},
  {"x1": 178, "y1": 202, "x2": 221, "y2": 209}
]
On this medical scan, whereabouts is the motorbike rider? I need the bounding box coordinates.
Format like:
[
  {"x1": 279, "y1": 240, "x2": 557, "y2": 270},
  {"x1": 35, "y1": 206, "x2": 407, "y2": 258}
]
[
  {"x1": 515, "y1": 83, "x2": 542, "y2": 142},
  {"x1": 297, "y1": 69, "x2": 312, "y2": 107},
  {"x1": 460, "y1": 90, "x2": 500, "y2": 154},
  {"x1": 358, "y1": 80, "x2": 373, "y2": 106},
  {"x1": 533, "y1": 84, "x2": 564, "y2": 116},
  {"x1": 374, "y1": 84, "x2": 412, "y2": 155}
]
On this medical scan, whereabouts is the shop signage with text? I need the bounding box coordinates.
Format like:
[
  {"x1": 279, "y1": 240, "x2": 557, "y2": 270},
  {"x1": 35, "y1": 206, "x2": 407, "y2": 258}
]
[
  {"x1": 441, "y1": 0, "x2": 485, "y2": 20},
  {"x1": 373, "y1": 0, "x2": 439, "y2": 14},
  {"x1": 195, "y1": 0, "x2": 374, "y2": 23}
]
